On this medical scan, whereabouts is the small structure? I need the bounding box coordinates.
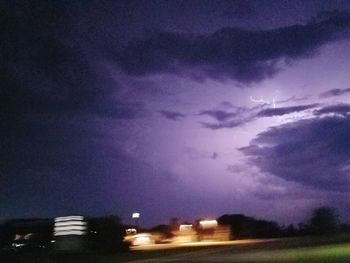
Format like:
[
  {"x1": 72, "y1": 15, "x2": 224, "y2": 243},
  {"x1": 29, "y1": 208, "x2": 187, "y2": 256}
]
[
  {"x1": 173, "y1": 224, "x2": 197, "y2": 243},
  {"x1": 197, "y1": 219, "x2": 230, "y2": 241},
  {"x1": 53, "y1": 216, "x2": 87, "y2": 252}
]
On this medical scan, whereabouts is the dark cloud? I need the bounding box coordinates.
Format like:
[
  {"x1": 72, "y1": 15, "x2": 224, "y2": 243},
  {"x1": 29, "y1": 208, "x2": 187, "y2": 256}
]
[
  {"x1": 118, "y1": 11, "x2": 350, "y2": 82},
  {"x1": 0, "y1": 113, "x2": 134, "y2": 216},
  {"x1": 201, "y1": 114, "x2": 256, "y2": 130},
  {"x1": 201, "y1": 118, "x2": 250, "y2": 130},
  {"x1": 200, "y1": 104, "x2": 318, "y2": 130},
  {"x1": 221, "y1": 0, "x2": 255, "y2": 18},
  {"x1": 219, "y1": 101, "x2": 236, "y2": 109},
  {"x1": 159, "y1": 110, "x2": 186, "y2": 120},
  {"x1": 276, "y1": 95, "x2": 311, "y2": 104},
  {"x1": 257, "y1": 104, "x2": 318, "y2": 117},
  {"x1": 1, "y1": 2, "x2": 144, "y2": 194},
  {"x1": 319, "y1": 88, "x2": 350, "y2": 98},
  {"x1": 199, "y1": 104, "x2": 257, "y2": 129},
  {"x1": 0, "y1": 2, "x2": 146, "y2": 218},
  {"x1": 309, "y1": 10, "x2": 350, "y2": 24},
  {"x1": 240, "y1": 116, "x2": 350, "y2": 193},
  {"x1": 199, "y1": 110, "x2": 240, "y2": 122},
  {"x1": 1, "y1": 1, "x2": 143, "y2": 120},
  {"x1": 314, "y1": 104, "x2": 350, "y2": 116}
]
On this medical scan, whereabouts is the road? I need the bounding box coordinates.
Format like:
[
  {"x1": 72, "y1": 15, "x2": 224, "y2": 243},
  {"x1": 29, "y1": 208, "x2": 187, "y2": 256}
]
[
  {"x1": 121, "y1": 236, "x2": 350, "y2": 263},
  {"x1": 3, "y1": 236, "x2": 350, "y2": 263}
]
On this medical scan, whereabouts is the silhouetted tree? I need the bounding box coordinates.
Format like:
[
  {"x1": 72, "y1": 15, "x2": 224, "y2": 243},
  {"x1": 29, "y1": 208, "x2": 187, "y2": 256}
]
[
  {"x1": 340, "y1": 223, "x2": 350, "y2": 234},
  {"x1": 309, "y1": 206, "x2": 339, "y2": 234},
  {"x1": 283, "y1": 224, "x2": 297, "y2": 237},
  {"x1": 217, "y1": 214, "x2": 282, "y2": 239},
  {"x1": 88, "y1": 215, "x2": 127, "y2": 252},
  {"x1": 169, "y1": 218, "x2": 180, "y2": 231},
  {"x1": 150, "y1": 224, "x2": 173, "y2": 239}
]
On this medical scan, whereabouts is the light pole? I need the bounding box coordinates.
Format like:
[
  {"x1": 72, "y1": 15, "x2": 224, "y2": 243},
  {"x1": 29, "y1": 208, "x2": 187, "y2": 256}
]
[{"x1": 132, "y1": 212, "x2": 140, "y2": 230}]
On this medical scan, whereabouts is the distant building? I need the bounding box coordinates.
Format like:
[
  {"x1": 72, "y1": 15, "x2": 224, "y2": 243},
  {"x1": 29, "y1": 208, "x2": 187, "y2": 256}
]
[{"x1": 53, "y1": 216, "x2": 87, "y2": 252}]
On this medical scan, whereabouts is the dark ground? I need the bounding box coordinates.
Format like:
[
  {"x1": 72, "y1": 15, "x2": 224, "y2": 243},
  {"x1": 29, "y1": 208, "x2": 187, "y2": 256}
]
[{"x1": 1, "y1": 235, "x2": 349, "y2": 263}]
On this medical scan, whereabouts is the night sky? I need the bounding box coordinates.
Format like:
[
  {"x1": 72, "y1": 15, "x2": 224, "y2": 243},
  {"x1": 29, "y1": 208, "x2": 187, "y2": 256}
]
[{"x1": 2, "y1": 0, "x2": 350, "y2": 227}]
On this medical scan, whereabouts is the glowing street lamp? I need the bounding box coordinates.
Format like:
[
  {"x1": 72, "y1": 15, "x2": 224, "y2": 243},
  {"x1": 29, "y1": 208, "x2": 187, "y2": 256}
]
[
  {"x1": 132, "y1": 212, "x2": 140, "y2": 229},
  {"x1": 132, "y1": 213, "x2": 140, "y2": 219}
]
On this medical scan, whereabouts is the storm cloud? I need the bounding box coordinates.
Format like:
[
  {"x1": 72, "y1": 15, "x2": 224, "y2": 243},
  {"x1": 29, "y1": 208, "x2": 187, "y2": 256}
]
[
  {"x1": 201, "y1": 118, "x2": 250, "y2": 130},
  {"x1": 1, "y1": 1, "x2": 144, "y2": 121},
  {"x1": 159, "y1": 110, "x2": 186, "y2": 120},
  {"x1": 199, "y1": 109, "x2": 244, "y2": 122},
  {"x1": 118, "y1": 11, "x2": 350, "y2": 82},
  {"x1": 221, "y1": 0, "x2": 255, "y2": 18},
  {"x1": 319, "y1": 88, "x2": 350, "y2": 98},
  {"x1": 257, "y1": 104, "x2": 318, "y2": 117},
  {"x1": 0, "y1": 2, "x2": 146, "y2": 217},
  {"x1": 2, "y1": 1, "x2": 350, "y2": 225},
  {"x1": 314, "y1": 103, "x2": 350, "y2": 116},
  {"x1": 200, "y1": 104, "x2": 319, "y2": 130},
  {"x1": 241, "y1": 116, "x2": 350, "y2": 193},
  {"x1": 200, "y1": 106, "x2": 255, "y2": 129}
]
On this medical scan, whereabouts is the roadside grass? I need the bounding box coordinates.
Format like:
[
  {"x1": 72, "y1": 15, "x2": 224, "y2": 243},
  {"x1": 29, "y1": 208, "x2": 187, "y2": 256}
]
[{"x1": 221, "y1": 243, "x2": 350, "y2": 263}]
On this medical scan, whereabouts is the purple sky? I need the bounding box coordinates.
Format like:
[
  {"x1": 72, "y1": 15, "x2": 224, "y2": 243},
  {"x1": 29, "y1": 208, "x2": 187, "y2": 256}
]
[{"x1": 2, "y1": 0, "x2": 350, "y2": 227}]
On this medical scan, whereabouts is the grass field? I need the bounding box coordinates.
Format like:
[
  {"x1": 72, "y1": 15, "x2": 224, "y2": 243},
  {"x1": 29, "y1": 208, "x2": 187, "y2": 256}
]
[{"x1": 4, "y1": 235, "x2": 350, "y2": 262}]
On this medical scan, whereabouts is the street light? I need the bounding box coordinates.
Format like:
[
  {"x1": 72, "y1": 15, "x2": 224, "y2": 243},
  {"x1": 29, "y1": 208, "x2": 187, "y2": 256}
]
[
  {"x1": 132, "y1": 212, "x2": 140, "y2": 229},
  {"x1": 132, "y1": 213, "x2": 140, "y2": 219}
]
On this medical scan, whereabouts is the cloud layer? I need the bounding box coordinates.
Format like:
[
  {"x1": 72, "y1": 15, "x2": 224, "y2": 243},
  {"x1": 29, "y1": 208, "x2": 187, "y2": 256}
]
[
  {"x1": 200, "y1": 103, "x2": 319, "y2": 129},
  {"x1": 257, "y1": 104, "x2": 318, "y2": 117},
  {"x1": 159, "y1": 110, "x2": 186, "y2": 120},
  {"x1": 1, "y1": 1, "x2": 144, "y2": 121},
  {"x1": 319, "y1": 88, "x2": 350, "y2": 98},
  {"x1": 314, "y1": 104, "x2": 350, "y2": 116},
  {"x1": 241, "y1": 114, "x2": 350, "y2": 193},
  {"x1": 118, "y1": 11, "x2": 350, "y2": 82},
  {"x1": 0, "y1": 2, "x2": 146, "y2": 217}
]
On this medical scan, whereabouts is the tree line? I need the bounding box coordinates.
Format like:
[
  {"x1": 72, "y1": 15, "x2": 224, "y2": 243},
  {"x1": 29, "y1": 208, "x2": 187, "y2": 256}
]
[
  {"x1": 0, "y1": 206, "x2": 349, "y2": 253},
  {"x1": 217, "y1": 206, "x2": 350, "y2": 239}
]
